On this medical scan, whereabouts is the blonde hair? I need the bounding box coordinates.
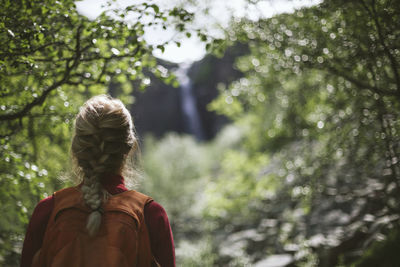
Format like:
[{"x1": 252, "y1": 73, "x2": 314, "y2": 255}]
[{"x1": 71, "y1": 95, "x2": 137, "y2": 236}]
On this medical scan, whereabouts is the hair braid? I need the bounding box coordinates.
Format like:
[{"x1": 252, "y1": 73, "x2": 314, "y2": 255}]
[{"x1": 71, "y1": 95, "x2": 136, "y2": 236}]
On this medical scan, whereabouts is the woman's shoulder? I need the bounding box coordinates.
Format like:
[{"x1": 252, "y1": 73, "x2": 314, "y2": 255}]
[
  {"x1": 145, "y1": 200, "x2": 166, "y2": 214},
  {"x1": 33, "y1": 186, "x2": 80, "y2": 214},
  {"x1": 28, "y1": 195, "x2": 55, "y2": 234},
  {"x1": 33, "y1": 195, "x2": 55, "y2": 215},
  {"x1": 144, "y1": 200, "x2": 171, "y2": 225}
]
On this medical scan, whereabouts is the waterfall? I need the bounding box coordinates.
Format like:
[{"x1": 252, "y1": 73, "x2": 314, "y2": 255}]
[{"x1": 176, "y1": 63, "x2": 205, "y2": 140}]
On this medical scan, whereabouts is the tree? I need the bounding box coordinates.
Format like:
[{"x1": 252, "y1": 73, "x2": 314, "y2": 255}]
[
  {"x1": 206, "y1": 0, "x2": 400, "y2": 265},
  {"x1": 0, "y1": 0, "x2": 195, "y2": 265}
]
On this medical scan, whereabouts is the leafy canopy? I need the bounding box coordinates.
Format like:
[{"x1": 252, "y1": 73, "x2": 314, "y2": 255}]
[{"x1": 0, "y1": 0, "x2": 196, "y2": 264}]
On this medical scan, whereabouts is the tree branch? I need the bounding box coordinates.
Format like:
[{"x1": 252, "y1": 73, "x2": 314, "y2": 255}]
[
  {"x1": 0, "y1": 41, "x2": 65, "y2": 59},
  {"x1": 0, "y1": 24, "x2": 142, "y2": 122},
  {"x1": 80, "y1": 45, "x2": 142, "y2": 62},
  {"x1": 360, "y1": 0, "x2": 400, "y2": 92},
  {"x1": 325, "y1": 65, "x2": 400, "y2": 100},
  {"x1": 0, "y1": 25, "x2": 84, "y2": 122}
]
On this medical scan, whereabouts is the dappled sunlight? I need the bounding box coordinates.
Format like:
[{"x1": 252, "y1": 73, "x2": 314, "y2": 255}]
[{"x1": 2, "y1": 0, "x2": 400, "y2": 266}]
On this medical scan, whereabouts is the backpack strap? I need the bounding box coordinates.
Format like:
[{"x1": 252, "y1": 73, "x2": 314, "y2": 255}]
[
  {"x1": 105, "y1": 190, "x2": 155, "y2": 266},
  {"x1": 50, "y1": 187, "x2": 153, "y2": 223},
  {"x1": 105, "y1": 190, "x2": 153, "y2": 228},
  {"x1": 49, "y1": 187, "x2": 88, "y2": 223}
]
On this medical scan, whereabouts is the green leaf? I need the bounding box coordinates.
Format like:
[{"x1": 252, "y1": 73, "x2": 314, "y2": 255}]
[
  {"x1": 151, "y1": 4, "x2": 159, "y2": 14},
  {"x1": 157, "y1": 45, "x2": 165, "y2": 53}
]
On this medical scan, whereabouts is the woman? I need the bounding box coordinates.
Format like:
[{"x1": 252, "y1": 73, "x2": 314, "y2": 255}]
[{"x1": 21, "y1": 95, "x2": 175, "y2": 267}]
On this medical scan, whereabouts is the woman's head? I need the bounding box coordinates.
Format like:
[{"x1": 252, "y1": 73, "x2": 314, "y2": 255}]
[{"x1": 71, "y1": 95, "x2": 137, "y2": 235}]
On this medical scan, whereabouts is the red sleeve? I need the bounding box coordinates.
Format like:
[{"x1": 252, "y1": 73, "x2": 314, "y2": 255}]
[
  {"x1": 20, "y1": 195, "x2": 54, "y2": 267},
  {"x1": 144, "y1": 201, "x2": 175, "y2": 267}
]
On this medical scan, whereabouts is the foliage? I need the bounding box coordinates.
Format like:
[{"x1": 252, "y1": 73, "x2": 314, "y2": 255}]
[
  {"x1": 140, "y1": 134, "x2": 212, "y2": 230},
  {"x1": 353, "y1": 227, "x2": 400, "y2": 267},
  {"x1": 175, "y1": 238, "x2": 217, "y2": 267},
  {"x1": 0, "y1": 0, "x2": 196, "y2": 265},
  {"x1": 206, "y1": 0, "x2": 400, "y2": 265},
  {"x1": 2, "y1": 0, "x2": 400, "y2": 266},
  {"x1": 139, "y1": 126, "x2": 241, "y2": 266},
  {"x1": 353, "y1": 229, "x2": 400, "y2": 267}
]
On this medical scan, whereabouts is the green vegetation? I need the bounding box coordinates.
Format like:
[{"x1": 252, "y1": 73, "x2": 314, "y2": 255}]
[
  {"x1": 353, "y1": 228, "x2": 400, "y2": 267},
  {"x1": 0, "y1": 0, "x2": 195, "y2": 265},
  {"x1": 204, "y1": 0, "x2": 400, "y2": 265},
  {"x1": 1, "y1": 0, "x2": 400, "y2": 266}
]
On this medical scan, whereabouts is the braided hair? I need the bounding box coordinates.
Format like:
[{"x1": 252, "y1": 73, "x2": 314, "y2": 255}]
[{"x1": 71, "y1": 95, "x2": 137, "y2": 236}]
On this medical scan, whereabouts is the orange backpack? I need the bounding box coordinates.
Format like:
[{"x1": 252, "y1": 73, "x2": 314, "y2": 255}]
[{"x1": 32, "y1": 186, "x2": 158, "y2": 267}]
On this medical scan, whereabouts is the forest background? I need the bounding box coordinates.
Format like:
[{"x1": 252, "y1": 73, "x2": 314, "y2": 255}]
[{"x1": 1, "y1": 0, "x2": 400, "y2": 266}]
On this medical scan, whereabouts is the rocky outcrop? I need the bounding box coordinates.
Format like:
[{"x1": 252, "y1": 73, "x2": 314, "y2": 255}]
[
  {"x1": 188, "y1": 43, "x2": 247, "y2": 139},
  {"x1": 131, "y1": 62, "x2": 184, "y2": 139},
  {"x1": 109, "y1": 59, "x2": 184, "y2": 140},
  {"x1": 112, "y1": 43, "x2": 247, "y2": 140}
]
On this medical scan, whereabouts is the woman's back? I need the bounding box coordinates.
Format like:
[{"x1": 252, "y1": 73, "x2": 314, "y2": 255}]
[
  {"x1": 21, "y1": 95, "x2": 175, "y2": 266},
  {"x1": 33, "y1": 187, "x2": 154, "y2": 267}
]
